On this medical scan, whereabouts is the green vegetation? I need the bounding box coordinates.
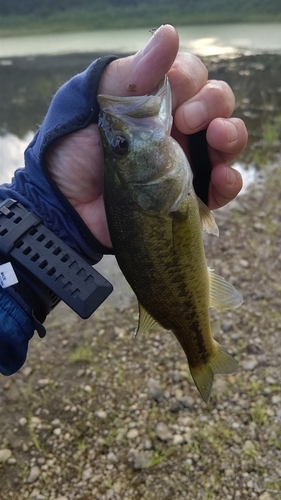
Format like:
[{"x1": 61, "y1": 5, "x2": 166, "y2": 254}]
[
  {"x1": 0, "y1": 0, "x2": 281, "y2": 36},
  {"x1": 252, "y1": 113, "x2": 281, "y2": 168}
]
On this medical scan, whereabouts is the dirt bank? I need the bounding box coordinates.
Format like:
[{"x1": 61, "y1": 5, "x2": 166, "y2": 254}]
[{"x1": 0, "y1": 160, "x2": 281, "y2": 500}]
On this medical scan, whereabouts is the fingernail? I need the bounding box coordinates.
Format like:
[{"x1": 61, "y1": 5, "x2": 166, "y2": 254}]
[
  {"x1": 184, "y1": 101, "x2": 208, "y2": 130},
  {"x1": 226, "y1": 166, "x2": 237, "y2": 185},
  {"x1": 225, "y1": 120, "x2": 238, "y2": 142}
]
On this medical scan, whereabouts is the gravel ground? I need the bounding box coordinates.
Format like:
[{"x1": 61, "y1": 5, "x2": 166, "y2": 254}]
[{"x1": 0, "y1": 160, "x2": 281, "y2": 500}]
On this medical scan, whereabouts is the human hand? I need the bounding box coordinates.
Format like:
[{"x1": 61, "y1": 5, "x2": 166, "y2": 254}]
[{"x1": 47, "y1": 24, "x2": 248, "y2": 248}]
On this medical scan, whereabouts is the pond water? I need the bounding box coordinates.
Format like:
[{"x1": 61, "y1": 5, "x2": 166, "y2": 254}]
[{"x1": 1, "y1": 23, "x2": 281, "y2": 58}]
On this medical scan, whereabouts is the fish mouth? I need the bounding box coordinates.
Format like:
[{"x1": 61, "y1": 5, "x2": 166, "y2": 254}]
[{"x1": 98, "y1": 76, "x2": 172, "y2": 132}]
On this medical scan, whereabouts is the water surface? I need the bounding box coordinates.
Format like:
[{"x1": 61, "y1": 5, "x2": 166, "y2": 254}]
[{"x1": 1, "y1": 23, "x2": 280, "y2": 58}]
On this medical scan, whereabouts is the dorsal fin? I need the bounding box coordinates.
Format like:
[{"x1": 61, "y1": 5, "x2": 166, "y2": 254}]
[{"x1": 208, "y1": 268, "x2": 243, "y2": 310}]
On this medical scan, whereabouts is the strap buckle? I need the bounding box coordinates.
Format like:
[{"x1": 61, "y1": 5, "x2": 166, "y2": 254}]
[{"x1": 0, "y1": 198, "x2": 113, "y2": 318}]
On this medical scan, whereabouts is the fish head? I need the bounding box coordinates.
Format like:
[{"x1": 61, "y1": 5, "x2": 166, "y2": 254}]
[{"x1": 98, "y1": 77, "x2": 193, "y2": 213}]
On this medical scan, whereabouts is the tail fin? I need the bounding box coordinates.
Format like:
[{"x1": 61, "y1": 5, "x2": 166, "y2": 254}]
[{"x1": 189, "y1": 342, "x2": 238, "y2": 403}]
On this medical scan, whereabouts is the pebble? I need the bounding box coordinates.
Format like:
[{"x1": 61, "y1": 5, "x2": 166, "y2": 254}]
[
  {"x1": 259, "y1": 493, "x2": 274, "y2": 500},
  {"x1": 18, "y1": 417, "x2": 28, "y2": 426},
  {"x1": 147, "y1": 378, "x2": 163, "y2": 401},
  {"x1": 127, "y1": 428, "x2": 139, "y2": 440},
  {"x1": 241, "y1": 357, "x2": 259, "y2": 371},
  {"x1": 21, "y1": 366, "x2": 33, "y2": 378},
  {"x1": 0, "y1": 448, "x2": 12, "y2": 463},
  {"x1": 144, "y1": 439, "x2": 152, "y2": 450},
  {"x1": 27, "y1": 465, "x2": 41, "y2": 483},
  {"x1": 133, "y1": 450, "x2": 153, "y2": 470},
  {"x1": 95, "y1": 409, "x2": 107, "y2": 420},
  {"x1": 179, "y1": 395, "x2": 195, "y2": 408},
  {"x1": 243, "y1": 440, "x2": 256, "y2": 453},
  {"x1": 221, "y1": 321, "x2": 233, "y2": 332},
  {"x1": 82, "y1": 466, "x2": 93, "y2": 481},
  {"x1": 29, "y1": 489, "x2": 46, "y2": 499},
  {"x1": 173, "y1": 434, "x2": 184, "y2": 445},
  {"x1": 37, "y1": 378, "x2": 51, "y2": 388},
  {"x1": 155, "y1": 422, "x2": 172, "y2": 441}
]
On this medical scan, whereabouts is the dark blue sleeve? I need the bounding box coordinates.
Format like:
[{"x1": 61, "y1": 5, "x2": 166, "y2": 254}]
[
  {"x1": 0, "y1": 288, "x2": 34, "y2": 375},
  {"x1": 0, "y1": 55, "x2": 117, "y2": 376}
]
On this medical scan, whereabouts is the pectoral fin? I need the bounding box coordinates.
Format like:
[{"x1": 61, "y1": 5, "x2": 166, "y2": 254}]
[
  {"x1": 190, "y1": 341, "x2": 238, "y2": 403},
  {"x1": 134, "y1": 303, "x2": 160, "y2": 337},
  {"x1": 197, "y1": 197, "x2": 219, "y2": 236},
  {"x1": 209, "y1": 268, "x2": 243, "y2": 310}
]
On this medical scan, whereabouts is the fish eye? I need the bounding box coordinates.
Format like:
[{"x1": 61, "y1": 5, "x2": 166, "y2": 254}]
[{"x1": 111, "y1": 135, "x2": 129, "y2": 156}]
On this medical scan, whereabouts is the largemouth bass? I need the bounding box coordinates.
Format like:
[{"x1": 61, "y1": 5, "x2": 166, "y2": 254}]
[{"x1": 97, "y1": 77, "x2": 242, "y2": 403}]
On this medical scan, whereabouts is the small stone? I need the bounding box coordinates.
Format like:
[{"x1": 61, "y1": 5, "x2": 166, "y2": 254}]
[
  {"x1": 144, "y1": 439, "x2": 152, "y2": 450},
  {"x1": 127, "y1": 428, "x2": 139, "y2": 440},
  {"x1": 183, "y1": 429, "x2": 192, "y2": 442},
  {"x1": 221, "y1": 321, "x2": 233, "y2": 332},
  {"x1": 27, "y1": 465, "x2": 41, "y2": 483},
  {"x1": 22, "y1": 366, "x2": 33, "y2": 378},
  {"x1": 172, "y1": 370, "x2": 183, "y2": 382},
  {"x1": 7, "y1": 457, "x2": 17, "y2": 465},
  {"x1": 82, "y1": 466, "x2": 93, "y2": 481},
  {"x1": 30, "y1": 489, "x2": 41, "y2": 498},
  {"x1": 259, "y1": 493, "x2": 274, "y2": 500},
  {"x1": 18, "y1": 417, "x2": 28, "y2": 426},
  {"x1": 173, "y1": 434, "x2": 184, "y2": 445},
  {"x1": 179, "y1": 396, "x2": 195, "y2": 408},
  {"x1": 95, "y1": 410, "x2": 107, "y2": 420},
  {"x1": 54, "y1": 497, "x2": 69, "y2": 500},
  {"x1": 147, "y1": 378, "x2": 163, "y2": 401},
  {"x1": 37, "y1": 378, "x2": 50, "y2": 388},
  {"x1": 225, "y1": 468, "x2": 234, "y2": 476},
  {"x1": 155, "y1": 422, "x2": 172, "y2": 441},
  {"x1": 53, "y1": 428, "x2": 62, "y2": 436},
  {"x1": 241, "y1": 357, "x2": 258, "y2": 371},
  {"x1": 243, "y1": 440, "x2": 256, "y2": 453},
  {"x1": 240, "y1": 259, "x2": 249, "y2": 268},
  {"x1": 133, "y1": 450, "x2": 153, "y2": 470},
  {"x1": 83, "y1": 385, "x2": 92, "y2": 393},
  {"x1": 0, "y1": 449, "x2": 12, "y2": 463},
  {"x1": 51, "y1": 418, "x2": 60, "y2": 426}
]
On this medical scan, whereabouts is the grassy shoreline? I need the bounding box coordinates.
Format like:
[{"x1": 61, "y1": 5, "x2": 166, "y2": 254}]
[{"x1": 1, "y1": 9, "x2": 281, "y2": 37}]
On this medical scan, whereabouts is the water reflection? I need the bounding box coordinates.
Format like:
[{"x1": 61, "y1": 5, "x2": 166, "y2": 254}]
[
  {"x1": 0, "y1": 132, "x2": 33, "y2": 184},
  {"x1": 0, "y1": 51, "x2": 280, "y2": 183}
]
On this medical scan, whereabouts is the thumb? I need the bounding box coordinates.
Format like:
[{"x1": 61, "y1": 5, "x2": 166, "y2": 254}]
[{"x1": 98, "y1": 24, "x2": 179, "y2": 97}]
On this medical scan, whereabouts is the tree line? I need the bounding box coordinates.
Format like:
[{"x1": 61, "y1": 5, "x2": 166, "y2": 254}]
[{"x1": 1, "y1": 0, "x2": 280, "y2": 18}]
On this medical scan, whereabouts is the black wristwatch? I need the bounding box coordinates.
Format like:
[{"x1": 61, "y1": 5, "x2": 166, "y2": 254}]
[{"x1": 0, "y1": 198, "x2": 113, "y2": 334}]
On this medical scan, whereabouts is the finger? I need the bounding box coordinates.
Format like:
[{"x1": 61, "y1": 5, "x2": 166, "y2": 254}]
[
  {"x1": 98, "y1": 24, "x2": 179, "y2": 97},
  {"x1": 207, "y1": 117, "x2": 248, "y2": 164},
  {"x1": 208, "y1": 164, "x2": 243, "y2": 210},
  {"x1": 167, "y1": 52, "x2": 208, "y2": 110},
  {"x1": 173, "y1": 80, "x2": 235, "y2": 134}
]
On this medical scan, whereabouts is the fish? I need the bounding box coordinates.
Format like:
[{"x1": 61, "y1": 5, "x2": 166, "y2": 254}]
[{"x1": 97, "y1": 76, "x2": 242, "y2": 403}]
